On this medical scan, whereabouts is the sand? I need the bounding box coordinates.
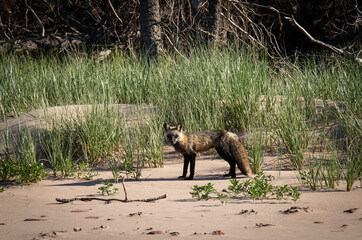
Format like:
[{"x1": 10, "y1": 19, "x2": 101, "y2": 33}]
[{"x1": 1, "y1": 147, "x2": 361, "y2": 240}]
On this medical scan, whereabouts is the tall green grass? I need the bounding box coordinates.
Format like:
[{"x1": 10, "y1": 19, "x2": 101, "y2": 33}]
[
  {"x1": 0, "y1": 128, "x2": 47, "y2": 184},
  {"x1": 0, "y1": 47, "x2": 360, "y2": 188},
  {"x1": 40, "y1": 105, "x2": 164, "y2": 179}
]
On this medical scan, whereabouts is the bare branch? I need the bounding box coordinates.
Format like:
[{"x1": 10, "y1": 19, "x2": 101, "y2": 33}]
[
  {"x1": 108, "y1": 0, "x2": 123, "y2": 24},
  {"x1": 25, "y1": 0, "x2": 45, "y2": 37},
  {"x1": 286, "y1": 16, "x2": 362, "y2": 64},
  {"x1": 164, "y1": 34, "x2": 189, "y2": 62},
  {"x1": 220, "y1": 12, "x2": 272, "y2": 58}
]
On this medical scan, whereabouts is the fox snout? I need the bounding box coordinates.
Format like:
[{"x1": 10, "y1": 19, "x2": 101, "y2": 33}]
[{"x1": 167, "y1": 133, "x2": 180, "y2": 145}]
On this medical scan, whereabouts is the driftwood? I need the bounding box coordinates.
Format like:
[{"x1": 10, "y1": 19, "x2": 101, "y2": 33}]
[
  {"x1": 56, "y1": 175, "x2": 166, "y2": 204},
  {"x1": 56, "y1": 194, "x2": 166, "y2": 204}
]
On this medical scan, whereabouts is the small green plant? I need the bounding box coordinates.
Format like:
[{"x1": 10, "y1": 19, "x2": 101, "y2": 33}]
[
  {"x1": 0, "y1": 187, "x2": 4, "y2": 192},
  {"x1": 227, "y1": 179, "x2": 246, "y2": 196},
  {"x1": 190, "y1": 173, "x2": 301, "y2": 204},
  {"x1": 246, "y1": 173, "x2": 275, "y2": 201},
  {"x1": 0, "y1": 158, "x2": 17, "y2": 182},
  {"x1": 216, "y1": 191, "x2": 229, "y2": 204},
  {"x1": 16, "y1": 157, "x2": 47, "y2": 184},
  {"x1": 74, "y1": 162, "x2": 98, "y2": 180},
  {"x1": 190, "y1": 183, "x2": 216, "y2": 200},
  {"x1": 1, "y1": 130, "x2": 47, "y2": 184},
  {"x1": 273, "y1": 185, "x2": 301, "y2": 203},
  {"x1": 288, "y1": 186, "x2": 301, "y2": 202},
  {"x1": 98, "y1": 181, "x2": 119, "y2": 196},
  {"x1": 273, "y1": 185, "x2": 289, "y2": 201}
]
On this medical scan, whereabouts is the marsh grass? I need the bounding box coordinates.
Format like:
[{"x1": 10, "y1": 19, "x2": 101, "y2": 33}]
[
  {"x1": 344, "y1": 146, "x2": 362, "y2": 191},
  {"x1": 271, "y1": 99, "x2": 312, "y2": 170},
  {"x1": 39, "y1": 105, "x2": 163, "y2": 179},
  {"x1": 298, "y1": 157, "x2": 324, "y2": 191},
  {"x1": 0, "y1": 128, "x2": 47, "y2": 184},
  {"x1": 0, "y1": 47, "x2": 360, "y2": 188},
  {"x1": 323, "y1": 152, "x2": 343, "y2": 189},
  {"x1": 246, "y1": 129, "x2": 266, "y2": 174}
]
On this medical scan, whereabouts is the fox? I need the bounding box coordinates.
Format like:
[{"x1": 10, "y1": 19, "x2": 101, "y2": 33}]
[{"x1": 163, "y1": 123, "x2": 253, "y2": 180}]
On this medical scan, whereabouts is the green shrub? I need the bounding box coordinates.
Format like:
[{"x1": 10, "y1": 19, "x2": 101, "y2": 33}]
[{"x1": 190, "y1": 173, "x2": 301, "y2": 203}]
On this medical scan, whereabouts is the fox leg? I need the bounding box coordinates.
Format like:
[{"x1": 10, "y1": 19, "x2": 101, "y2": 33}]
[
  {"x1": 226, "y1": 161, "x2": 236, "y2": 178},
  {"x1": 216, "y1": 148, "x2": 237, "y2": 178},
  {"x1": 178, "y1": 154, "x2": 190, "y2": 179},
  {"x1": 185, "y1": 153, "x2": 196, "y2": 180}
]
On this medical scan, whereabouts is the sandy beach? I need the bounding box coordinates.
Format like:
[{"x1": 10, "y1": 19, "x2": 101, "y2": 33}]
[{"x1": 1, "y1": 145, "x2": 361, "y2": 240}]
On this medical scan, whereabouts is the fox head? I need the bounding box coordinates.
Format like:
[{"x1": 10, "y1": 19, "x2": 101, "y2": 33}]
[{"x1": 163, "y1": 122, "x2": 183, "y2": 145}]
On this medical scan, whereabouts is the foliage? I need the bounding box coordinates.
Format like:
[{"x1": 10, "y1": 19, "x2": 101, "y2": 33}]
[
  {"x1": 190, "y1": 183, "x2": 217, "y2": 201},
  {"x1": 190, "y1": 173, "x2": 301, "y2": 203},
  {"x1": 0, "y1": 158, "x2": 17, "y2": 182},
  {"x1": 298, "y1": 158, "x2": 323, "y2": 191},
  {"x1": 0, "y1": 131, "x2": 47, "y2": 184},
  {"x1": 246, "y1": 129, "x2": 266, "y2": 174},
  {"x1": 298, "y1": 150, "x2": 361, "y2": 192},
  {"x1": 74, "y1": 163, "x2": 99, "y2": 180},
  {"x1": 39, "y1": 106, "x2": 163, "y2": 179},
  {"x1": 0, "y1": 46, "x2": 360, "y2": 187},
  {"x1": 98, "y1": 181, "x2": 119, "y2": 196},
  {"x1": 271, "y1": 100, "x2": 311, "y2": 170}
]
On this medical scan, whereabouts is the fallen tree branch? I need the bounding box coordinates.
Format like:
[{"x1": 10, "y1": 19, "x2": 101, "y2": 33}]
[
  {"x1": 286, "y1": 16, "x2": 362, "y2": 64},
  {"x1": 56, "y1": 194, "x2": 166, "y2": 203}
]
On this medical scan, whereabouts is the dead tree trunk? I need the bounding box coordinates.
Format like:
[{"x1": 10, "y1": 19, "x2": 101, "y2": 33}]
[
  {"x1": 208, "y1": 0, "x2": 222, "y2": 43},
  {"x1": 140, "y1": 0, "x2": 162, "y2": 60}
]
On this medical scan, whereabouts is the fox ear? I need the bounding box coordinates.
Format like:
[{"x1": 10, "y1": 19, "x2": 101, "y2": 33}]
[
  {"x1": 163, "y1": 122, "x2": 170, "y2": 131},
  {"x1": 176, "y1": 123, "x2": 183, "y2": 132}
]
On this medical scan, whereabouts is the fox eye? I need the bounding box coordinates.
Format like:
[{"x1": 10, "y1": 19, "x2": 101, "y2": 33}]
[{"x1": 174, "y1": 134, "x2": 179, "y2": 138}]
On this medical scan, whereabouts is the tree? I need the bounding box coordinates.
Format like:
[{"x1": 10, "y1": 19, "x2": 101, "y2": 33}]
[
  {"x1": 140, "y1": 0, "x2": 162, "y2": 60},
  {"x1": 208, "y1": 0, "x2": 221, "y2": 43}
]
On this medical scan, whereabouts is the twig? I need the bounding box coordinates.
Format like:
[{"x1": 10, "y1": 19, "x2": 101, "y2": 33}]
[
  {"x1": 286, "y1": 16, "x2": 362, "y2": 64},
  {"x1": 220, "y1": 12, "x2": 271, "y2": 57},
  {"x1": 0, "y1": 16, "x2": 12, "y2": 40},
  {"x1": 231, "y1": 0, "x2": 281, "y2": 14},
  {"x1": 108, "y1": 0, "x2": 123, "y2": 24},
  {"x1": 56, "y1": 194, "x2": 166, "y2": 203},
  {"x1": 25, "y1": 0, "x2": 45, "y2": 37},
  {"x1": 120, "y1": 176, "x2": 127, "y2": 201},
  {"x1": 164, "y1": 34, "x2": 189, "y2": 62}
]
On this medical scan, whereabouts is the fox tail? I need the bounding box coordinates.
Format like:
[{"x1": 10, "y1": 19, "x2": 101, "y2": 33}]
[{"x1": 230, "y1": 137, "x2": 253, "y2": 176}]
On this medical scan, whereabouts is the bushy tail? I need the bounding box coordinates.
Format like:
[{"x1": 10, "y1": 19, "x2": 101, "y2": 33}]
[{"x1": 229, "y1": 138, "x2": 253, "y2": 176}]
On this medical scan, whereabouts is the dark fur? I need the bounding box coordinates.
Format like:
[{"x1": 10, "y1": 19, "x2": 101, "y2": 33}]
[{"x1": 163, "y1": 123, "x2": 253, "y2": 180}]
